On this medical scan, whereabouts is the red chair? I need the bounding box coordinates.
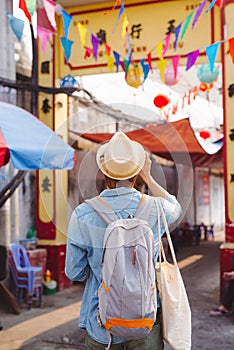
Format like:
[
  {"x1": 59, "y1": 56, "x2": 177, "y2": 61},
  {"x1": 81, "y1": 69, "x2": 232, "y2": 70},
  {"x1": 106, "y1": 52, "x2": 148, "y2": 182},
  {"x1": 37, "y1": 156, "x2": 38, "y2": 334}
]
[{"x1": 9, "y1": 243, "x2": 43, "y2": 309}]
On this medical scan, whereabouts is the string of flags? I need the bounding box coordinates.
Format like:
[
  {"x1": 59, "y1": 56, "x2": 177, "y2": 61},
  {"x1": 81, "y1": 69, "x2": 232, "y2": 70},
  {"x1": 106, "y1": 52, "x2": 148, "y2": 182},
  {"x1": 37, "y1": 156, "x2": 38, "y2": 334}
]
[{"x1": 7, "y1": 0, "x2": 233, "y2": 89}]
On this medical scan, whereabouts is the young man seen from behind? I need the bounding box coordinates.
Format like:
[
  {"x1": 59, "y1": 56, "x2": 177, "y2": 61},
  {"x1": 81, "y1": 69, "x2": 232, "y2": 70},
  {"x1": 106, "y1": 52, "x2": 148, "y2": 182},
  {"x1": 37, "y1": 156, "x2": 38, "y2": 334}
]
[{"x1": 65, "y1": 132, "x2": 182, "y2": 350}]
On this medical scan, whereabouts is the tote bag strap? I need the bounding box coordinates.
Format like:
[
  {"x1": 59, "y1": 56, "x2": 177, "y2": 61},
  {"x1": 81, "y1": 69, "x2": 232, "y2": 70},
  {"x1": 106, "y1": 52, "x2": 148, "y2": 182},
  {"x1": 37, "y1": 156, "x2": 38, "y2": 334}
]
[{"x1": 156, "y1": 200, "x2": 177, "y2": 266}]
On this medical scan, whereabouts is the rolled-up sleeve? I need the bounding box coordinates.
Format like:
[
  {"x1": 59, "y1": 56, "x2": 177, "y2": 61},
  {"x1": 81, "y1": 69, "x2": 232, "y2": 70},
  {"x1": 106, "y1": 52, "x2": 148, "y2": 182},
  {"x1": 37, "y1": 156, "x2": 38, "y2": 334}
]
[
  {"x1": 161, "y1": 195, "x2": 182, "y2": 227},
  {"x1": 65, "y1": 211, "x2": 90, "y2": 282}
]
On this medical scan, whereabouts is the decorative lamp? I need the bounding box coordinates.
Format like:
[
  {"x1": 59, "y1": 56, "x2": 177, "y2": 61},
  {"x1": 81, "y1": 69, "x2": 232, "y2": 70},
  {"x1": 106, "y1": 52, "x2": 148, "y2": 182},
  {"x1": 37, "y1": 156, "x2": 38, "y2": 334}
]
[
  {"x1": 199, "y1": 83, "x2": 208, "y2": 92},
  {"x1": 125, "y1": 64, "x2": 143, "y2": 88},
  {"x1": 153, "y1": 94, "x2": 170, "y2": 108},
  {"x1": 164, "y1": 65, "x2": 181, "y2": 86},
  {"x1": 199, "y1": 130, "x2": 211, "y2": 140},
  {"x1": 60, "y1": 74, "x2": 80, "y2": 88},
  {"x1": 197, "y1": 63, "x2": 219, "y2": 84}
]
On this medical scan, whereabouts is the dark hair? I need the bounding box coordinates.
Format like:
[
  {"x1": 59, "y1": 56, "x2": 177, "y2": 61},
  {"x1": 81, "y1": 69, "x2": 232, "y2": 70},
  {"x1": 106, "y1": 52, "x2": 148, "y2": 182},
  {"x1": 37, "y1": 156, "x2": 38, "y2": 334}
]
[{"x1": 105, "y1": 175, "x2": 138, "y2": 189}]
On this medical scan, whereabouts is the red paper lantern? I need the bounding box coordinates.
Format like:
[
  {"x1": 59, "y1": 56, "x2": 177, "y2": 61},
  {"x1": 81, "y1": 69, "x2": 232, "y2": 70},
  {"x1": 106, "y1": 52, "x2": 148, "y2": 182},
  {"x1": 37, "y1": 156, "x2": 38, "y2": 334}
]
[
  {"x1": 199, "y1": 130, "x2": 211, "y2": 140},
  {"x1": 199, "y1": 83, "x2": 208, "y2": 92},
  {"x1": 153, "y1": 94, "x2": 170, "y2": 108}
]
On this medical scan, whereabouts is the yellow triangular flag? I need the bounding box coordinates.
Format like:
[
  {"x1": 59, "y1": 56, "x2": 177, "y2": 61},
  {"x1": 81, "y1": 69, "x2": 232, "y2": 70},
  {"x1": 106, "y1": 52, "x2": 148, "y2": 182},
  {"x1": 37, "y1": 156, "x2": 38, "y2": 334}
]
[
  {"x1": 77, "y1": 22, "x2": 87, "y2": 47},
  {"x1": 105, "y1": 53, "x2": 115, "y2": 73},
  {"x1": 157, "y1": 42, "x2": 164, "y2": 60},
  {"x1": 122, "y1": 13, "x2": 129, "y2": 38},
  {"x1": 157, "y1": 59, "x2": 167, "y2": 82}
]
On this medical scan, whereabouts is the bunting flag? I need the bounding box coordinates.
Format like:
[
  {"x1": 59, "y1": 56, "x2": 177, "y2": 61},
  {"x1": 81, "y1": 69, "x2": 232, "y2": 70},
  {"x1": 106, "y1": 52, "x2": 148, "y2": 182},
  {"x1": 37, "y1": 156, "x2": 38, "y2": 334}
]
[
  {"x1": 157, "y1": 42, "x2": 164, "y2": 60},
  {"x1": 186, "y1": 50, "x2": 200, "y2": 70},
  {"x1": 122, "y1": 13, "x2": 129, "y2": 38},
  {"x1": 215, "y1": 0, "x2": 223, "y2": 7},
  {"x1": 77, "y1": 22, "x2": 87, "y2": 47},
  {"x1": 84, "y1": 46, "x2": 93, "y2": 59},
  {"x1": 26, "y1": 0, "x2": 36, "y2": 16},
  {"x1": 140, "y1": 59, "x2": 150, "y2": 83},
  {"x1": 60, "y1": 37, "x2": 74, "y2": 63},
  {"x1": 113, "y1": 51, "x2": 120, "y2": 72},
  {"x1": 127, "y1": 33, "x2": 132, "y2": 60},
  {"x1": 61, "y1": 10, "x2": 72, "y2": 39},
  {"x1": 180, "y1": 11, "x2": 194, "y2": 42},
  {"x1": 171, "y1": 56, "x2": 181, "y2": 78},
  {"x1": 37, "y1": 0, "x2": 56, "y2": 32},
  {"x1": 192, "y1": 0, "x2": 207, "y2": 29},
  {"x1": 7, "y1": 13, "x2": 25, "y2": 42},
  {"x1": 205, "y1": 0, "x2": 216, "y2": 13},
  {"x1": 228, "y1": 37, "x2": 234, "y2": 64},
  {"x1": 120, "y1": 60, "x2": 126, "y2": 73},
  {"x1": 147, "y1": 52, "x2": 153, "y2": 72},
  {"x1": 37, "y1": 26, "x2": 52, "y2": 55},
  {"x1": 105, "y1": 43, "x2": 111, "y2": 55},
  {"x1": 19, "y1": 0, "x2": 31, "y2": 22},
  {"x1": 127, "y1": 47, "x2": 132, "y2": 66},
  {"x1": 124, "y1": 59, "x2": 129, "y2": 73},
  {"x1": 112, "y1": 0, "x2": 125, "y2": 33},
  {"x1": 174, "y1": 24, "x2": 182, "y2": 52},
  {"x1": 105, "y1": 53, "x2": 115, "y2": 73},
  {"x1": 118, "y1": 0, "x2": 125, "y2": 19},
  {"x1": 157, "y1": 59, "x2": 167, "y2": 82},
  {"x1": 162, "y1": 34, "x2": 171, "y2": 57},
  {"x1": 91, "y1": 34, "x2": 100, "y2": 61},
  {"x1": 104, "y1": 0, "x2": 122, "y2": 15},
  {"x1": 206, "y1": 42, "x2": 220, "y2": 71}
]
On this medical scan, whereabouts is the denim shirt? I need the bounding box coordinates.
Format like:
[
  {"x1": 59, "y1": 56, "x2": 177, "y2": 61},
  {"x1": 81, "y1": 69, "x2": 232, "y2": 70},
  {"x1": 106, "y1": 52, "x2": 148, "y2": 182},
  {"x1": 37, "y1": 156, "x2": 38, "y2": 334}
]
[{"x1": 65, "y1": 187, "x2": 182, "y2": 345}]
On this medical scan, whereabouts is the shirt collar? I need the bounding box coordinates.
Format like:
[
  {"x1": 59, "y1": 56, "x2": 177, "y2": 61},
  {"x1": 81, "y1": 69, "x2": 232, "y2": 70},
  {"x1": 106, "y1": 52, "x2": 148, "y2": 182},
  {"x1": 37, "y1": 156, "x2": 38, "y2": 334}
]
[{"x1": 100, "y1": 187, "x2": 138, "y2": 197}]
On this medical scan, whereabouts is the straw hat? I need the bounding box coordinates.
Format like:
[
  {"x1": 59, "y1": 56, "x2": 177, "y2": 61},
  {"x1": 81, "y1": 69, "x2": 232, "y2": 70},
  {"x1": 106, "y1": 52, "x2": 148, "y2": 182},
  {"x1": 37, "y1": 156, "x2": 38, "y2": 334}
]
[{"x1": 96, "y1": 132, "x2": 145, "y2": 180}]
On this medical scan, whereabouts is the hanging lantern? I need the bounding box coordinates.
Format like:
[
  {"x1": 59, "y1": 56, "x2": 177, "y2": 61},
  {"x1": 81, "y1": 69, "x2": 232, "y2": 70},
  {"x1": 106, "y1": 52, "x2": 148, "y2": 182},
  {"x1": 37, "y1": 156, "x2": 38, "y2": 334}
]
[
  {"x1": 60, "y1": 74, "x2": 80, "y2": 88},
  {"x1": 199, "y1": 130, "x2": 211, "y2": 140},
  {"x1": 153, "y1": 94, "x2": 170, "y2": 108},
  {"x1": 164, "y1": 65, "x2": 181, "y2": 86},
  {"x1": 199, "y1": 83, "x2": 208, "y2": 92},
  {"x1": 197, "y1": 63, "x2": 219, "y2": 84},
  {"x1": 125, "y1": 64, "x2": 143, "y2": 88}
]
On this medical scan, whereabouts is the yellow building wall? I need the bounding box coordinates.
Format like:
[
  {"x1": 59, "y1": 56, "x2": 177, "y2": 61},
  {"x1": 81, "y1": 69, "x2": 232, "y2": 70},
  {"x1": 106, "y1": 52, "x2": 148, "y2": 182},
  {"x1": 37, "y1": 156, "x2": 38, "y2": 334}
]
[
  {"x1": 224, "y1": 3, "x2": 234, "y2": 223},
  {"x1": 56, "y1": 0, "x2": 221, "y2": 77}
]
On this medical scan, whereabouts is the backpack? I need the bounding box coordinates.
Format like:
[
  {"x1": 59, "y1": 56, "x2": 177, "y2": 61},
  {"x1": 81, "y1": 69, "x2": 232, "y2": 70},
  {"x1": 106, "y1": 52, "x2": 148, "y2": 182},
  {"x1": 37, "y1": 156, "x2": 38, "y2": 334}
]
[{"x1": 85, "y1": 194, "x2": 157, "y2": 346}]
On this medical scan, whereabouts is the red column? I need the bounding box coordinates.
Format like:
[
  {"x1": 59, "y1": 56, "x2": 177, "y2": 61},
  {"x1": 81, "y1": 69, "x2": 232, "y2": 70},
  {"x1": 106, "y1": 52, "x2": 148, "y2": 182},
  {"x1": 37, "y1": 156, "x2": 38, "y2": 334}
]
[{"x1": 220, "y1": 0, "x2": 234, "y2": 302}]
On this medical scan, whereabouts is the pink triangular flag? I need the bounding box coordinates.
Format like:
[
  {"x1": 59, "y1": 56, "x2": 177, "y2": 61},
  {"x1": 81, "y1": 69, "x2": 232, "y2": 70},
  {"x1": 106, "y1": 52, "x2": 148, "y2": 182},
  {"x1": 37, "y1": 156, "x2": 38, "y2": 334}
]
[
  {"x1": 162, "y1": 33, "x2": 171, "y2": 57},
  {"x1": 37, "y1": 26, "x2": 52, "y2": 55},
  {"x1": 37, "y1": 0, "x2": 56, "y2": 32},
  {"x1": 171, "y1": 56, "x2": 181, "y2": 78}
]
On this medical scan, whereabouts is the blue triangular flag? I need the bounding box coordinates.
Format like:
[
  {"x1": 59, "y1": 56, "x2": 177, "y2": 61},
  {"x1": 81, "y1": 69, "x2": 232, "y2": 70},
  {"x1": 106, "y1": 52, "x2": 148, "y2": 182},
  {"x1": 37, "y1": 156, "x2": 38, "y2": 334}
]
[
  {"x1": 112, "y1": 0, "x2": 125, "y2": 34},
  {"x1": 7, "y1": 13, "x2": 25, "y2": 42},
  {"x1": 205, "y1": 0, "x2": 216, "y2": 13},
  {"x1": 118, "y1": 1, "x2": 125, "y2": 19},
  {"x1": 174, "y1": 24, "x2": 182, "y2": 52},
  {"x1": 61, "y1": 10, "x2": 72, "y2": 39},
  {"x1": 206, "y1": 42, "x2": 220, "y2": 71},
  {"x1": 140, "y1": 59, "x2": 150, "y2": 83},
  {"x1": 60, "y1": 37, "x2": 74, "y2": 63},
  {"x1": 113, "y1": 51, "x2": 120, "y2": 72}
]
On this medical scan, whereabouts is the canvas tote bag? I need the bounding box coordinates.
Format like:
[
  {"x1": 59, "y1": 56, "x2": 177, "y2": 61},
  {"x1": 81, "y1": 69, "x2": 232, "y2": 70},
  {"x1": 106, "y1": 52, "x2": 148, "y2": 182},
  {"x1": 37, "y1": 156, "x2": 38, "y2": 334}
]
[{"x1": 156, "y1": 202, "x2": 191, "y2": 350}]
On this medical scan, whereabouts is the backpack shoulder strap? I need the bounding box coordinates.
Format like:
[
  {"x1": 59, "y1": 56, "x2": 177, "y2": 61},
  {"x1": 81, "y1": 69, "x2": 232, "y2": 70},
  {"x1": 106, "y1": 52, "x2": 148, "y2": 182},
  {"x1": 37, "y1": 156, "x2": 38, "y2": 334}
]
[
  {"x1": 85, "y1": 196, "x2": 118, "y2": 225},
  {"x1": 135, "y1": 194, "x2": 155, "y2": 221}
]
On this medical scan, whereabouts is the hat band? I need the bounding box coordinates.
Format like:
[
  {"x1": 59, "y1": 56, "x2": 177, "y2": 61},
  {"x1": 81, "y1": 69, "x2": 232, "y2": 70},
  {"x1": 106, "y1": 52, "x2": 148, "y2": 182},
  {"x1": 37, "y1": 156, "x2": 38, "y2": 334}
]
[{"x1": 102, "y1": 163, "x2": 141, "y2": 180}]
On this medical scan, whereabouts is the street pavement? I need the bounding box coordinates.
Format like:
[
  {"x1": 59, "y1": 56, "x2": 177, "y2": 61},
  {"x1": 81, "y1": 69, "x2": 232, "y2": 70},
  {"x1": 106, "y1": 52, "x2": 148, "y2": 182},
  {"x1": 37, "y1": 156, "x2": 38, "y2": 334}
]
[{"x1": 0, "y1": 231, "x2": 233, "y2": 350}]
